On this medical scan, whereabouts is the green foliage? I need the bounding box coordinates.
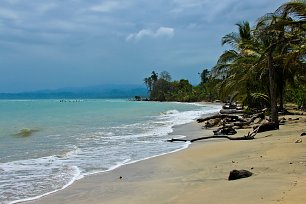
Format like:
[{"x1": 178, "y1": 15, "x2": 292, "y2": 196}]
[
  {"x1": 144, "y1": 70, "x2": 220, "y2": 102},
  {"x1": 144, "y1": 1, "x2": 305, "y2": 107},
  {"x1": 211, "y1": 0, "x2": 306, "y2": 115},
  {"x1": 286, "y1": 83, "x2": 306, "y2": 108}
]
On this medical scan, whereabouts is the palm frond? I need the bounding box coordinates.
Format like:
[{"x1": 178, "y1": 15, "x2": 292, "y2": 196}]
[
  {"x1": 275, "y1": 1, "x2": 306, "y2": 20},
  {"x1": 222, "y1": 32, "x2": 239, "y2": 48},
  {"x1": 250, "y1": 92, "x2": 270, "y2": 102}
]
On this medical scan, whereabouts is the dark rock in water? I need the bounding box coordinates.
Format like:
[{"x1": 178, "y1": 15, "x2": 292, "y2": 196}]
[
  {"x1": 228, "y1": 169, "x2": 253, "y2": 181},
  {"x1": 14, "y1": 128, "x2": 39, "y2": 137}
]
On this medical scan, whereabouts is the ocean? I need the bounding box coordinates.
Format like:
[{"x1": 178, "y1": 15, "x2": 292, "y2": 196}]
[{"x1": 0, "y1": 99, "x2": 221, "y2": 204}]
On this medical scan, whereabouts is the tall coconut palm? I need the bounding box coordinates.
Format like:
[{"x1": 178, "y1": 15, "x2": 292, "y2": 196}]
[
  {"x1": 213, "y1": 1, "x2": 305, "y2": 128},
  {"x1": 213, "y1": 21, "x2": 266, "y2": 106},
  {"x1": 254, "y1": 0, "x2": 306, "y2": 127}
]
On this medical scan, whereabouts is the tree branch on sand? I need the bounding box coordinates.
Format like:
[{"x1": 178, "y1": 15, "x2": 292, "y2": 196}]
[
  {"x1": 197, "y1": 112, "x2": 265, "y2": 129},
  {"x1": 167, "y1": 107, "x2": 279, "y2": 143},
  {"x1": 167, "y1": 126, "x2": 261, "y2": 143}
]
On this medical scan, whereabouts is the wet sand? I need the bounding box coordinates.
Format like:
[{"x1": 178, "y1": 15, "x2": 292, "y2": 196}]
[{"x1": 28, "y1": 115, "x2": 306, "y2": 204}]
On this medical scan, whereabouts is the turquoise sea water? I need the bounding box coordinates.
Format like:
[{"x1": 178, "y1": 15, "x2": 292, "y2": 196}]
[{"x1": 0, "y1": 99, "x2": 221, "y2": 204}]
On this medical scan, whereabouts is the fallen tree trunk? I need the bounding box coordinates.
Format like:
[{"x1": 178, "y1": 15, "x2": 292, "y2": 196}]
[
  {"x1": 233, "y1": 112, "x2": 265, "y2": 127},
  {"x1": 167, "y1": 125, "x2": 260, "y2": 143},
  {"x1": 220, "y1": 109, "x2": 246, "y2": 114},
  {"x1": 167, "y1": 138, "x2": 188, "y2": 142},
  {"x1": 253, "y1": 122, "x2": 279, "y2": 132},
  {"x1": 213, "y1": 126, "x2": 237, "y2": 135},
  {"x1": 167, "y1": 135, "x2": 254, "y2": 143},
  {"x1": 190, "y1": 135, "x2": 254, "y2": 142},
  {"x1": 197, "y1": 114, "x2": 246, "y2": 123}
]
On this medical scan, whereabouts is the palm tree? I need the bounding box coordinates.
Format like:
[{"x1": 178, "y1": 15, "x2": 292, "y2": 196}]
[
  {"x1": 144, "y1": 71, "x2": 159, "y2": 100},
  {"x1": 213, "y1": 21, "x2": 266, "y2": 105},
  {"x1": 254, "y1": 0, "x2": 306, "y2": 127},
  {"x1": 213, "y1": 1, "x2": 305, "y2": 128}
]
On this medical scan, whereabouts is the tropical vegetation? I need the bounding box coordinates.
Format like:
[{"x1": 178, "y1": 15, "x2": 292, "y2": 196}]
[
  {"x1": 144, "y1": 1, "x2": 305, "y2": 129},
  {"x1": 212, "y1": 0, "x2": 305, "y2": 128},
  {"x1": 144, "y1": 70, "x2": 220, "y2": 102}
]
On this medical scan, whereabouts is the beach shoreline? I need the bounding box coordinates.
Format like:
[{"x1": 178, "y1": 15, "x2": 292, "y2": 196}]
[{"x1": 27, "y1": 114, "x2": 306, "y2": 204}]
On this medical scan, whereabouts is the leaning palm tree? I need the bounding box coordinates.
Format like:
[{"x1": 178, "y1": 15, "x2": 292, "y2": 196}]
[
  {"x1": 213, "y1": 21, "x2": 267, "y2": 106},
  {"x1": 213, "y1": 1, "x2": 305, "y2": 128},
  {"x1": 254, "y1": 0, "x2": 306, "y2": 127}
]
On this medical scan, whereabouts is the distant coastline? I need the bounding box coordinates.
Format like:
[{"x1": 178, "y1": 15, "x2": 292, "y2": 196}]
[{"x1": 0, "y1": 84, "x2": 148, "y2": 100}]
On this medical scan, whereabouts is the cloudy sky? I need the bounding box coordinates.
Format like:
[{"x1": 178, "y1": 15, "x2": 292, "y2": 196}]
[{"x1": 0, "y1": 0, "x2": 288, "y2": 92}]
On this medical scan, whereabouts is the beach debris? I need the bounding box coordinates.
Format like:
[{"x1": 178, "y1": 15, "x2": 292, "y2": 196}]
[
  {"x1": 168, "y1": 126, "x2": 260, "y2": 143},
  {"x1": 213, "y1": 126, "x2": 237, "y2": 135},
  {"x1": 197, "y1": 114, "x2": 246, "y2": 123},
  {"x1": 220, "y1": 109, "x2": 246, "y2": 114},
  {"x1": 295, "y1": 138, "x2": 302, "y2": 143},
  {"x1": 119, "y1": 176, "x2": 123, "y2": 179},
  {"x1": 197, "y1": 112, "x2": 265, "y2": 129},
  {"x1": 220, "y1": 102, "x2": 246, "y2": 114},
  {"x1": 300, "y1": 133, "x2": 306, "y2": 136},
  {"x1": 222, "y1": 103, "x2": 237, "y2": 110},
  {"x1": 167, "y1": 138, "x2": 188, "y2": 142},
  {"x1": 279, "y1": 117, "x2": 287, "y2": 125},
  {"x1": 203, "y1": 118, "x2": 221, "y2": 128},
  {"x1": 168, "y1": 124, "x2": 261, "y2": 143},
  {"x1": 228, "y1": 169, "x2": 253, "y2": 181},
  {"x1": 253, "y1": 122, "x2": 278, "y2": 133},
  {"x1": 288, "y1": 117, "x2": 300, "y2": 121}
]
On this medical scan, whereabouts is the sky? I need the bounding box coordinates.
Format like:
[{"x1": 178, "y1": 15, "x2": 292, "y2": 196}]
[{"x1": 0, "y1": 0, "x2": 289, "y2": 92}]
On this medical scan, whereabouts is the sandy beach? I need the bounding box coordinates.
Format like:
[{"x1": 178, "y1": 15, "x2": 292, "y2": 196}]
[{"x1": 28, "y1": 115, "x2": 306, "y2": 204}]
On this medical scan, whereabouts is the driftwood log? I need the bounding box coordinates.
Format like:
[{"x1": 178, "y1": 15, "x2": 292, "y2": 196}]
[
  {"x1": 197, "y1": 112, "x2": 265, "y2": 129},
  {"x1": 213, "y1": 126, "x2": 237, "y2": 135},
  {"x1": 167, "y1": 135, "x2": 253, "y2": 143},
  {"x1": 197, "y1": 114, "x2": 246, "y2": 123},
  {"x1": 170, "y1": 111, "x2": 270, "y2": 144},
  {"x1": 253, "y1": 122, "x2": 279, "y2": 132},
  {"x1": 220, "y1": 109, "x2": 246, "y2": 114},
  {"x1": 167, "y1": 126, "x2": 260, "y2": 143},
  {"x1": 233, "y1": 112, "x2": 265, "y2": 127}
]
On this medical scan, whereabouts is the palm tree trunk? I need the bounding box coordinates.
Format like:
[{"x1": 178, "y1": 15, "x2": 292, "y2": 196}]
[
  {"x1": 278, "y1": 70, "x2": 285, "y2": 112},
  {"x1": 279, "y1": 88, "x2": 284, "y2": 112},
  {"x1": 268, "y1": 50, "x2": 279, "y2": 129}
]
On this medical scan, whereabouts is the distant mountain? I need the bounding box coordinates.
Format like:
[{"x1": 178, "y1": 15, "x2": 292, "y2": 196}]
[{"x1": 0, "y1": 84, "x2": 148, "y2": 99}]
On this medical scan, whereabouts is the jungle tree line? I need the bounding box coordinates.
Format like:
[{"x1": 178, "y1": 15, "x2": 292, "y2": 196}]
[
  {"x1": 143, "y1": 69, "x2": 220, "y2": 102},
  {"x1": 212, "y1": 0, "x2": 305, "y2": 128},
  {"x1": 144, "y1": 1, "x2": 305, "y2": 129}
]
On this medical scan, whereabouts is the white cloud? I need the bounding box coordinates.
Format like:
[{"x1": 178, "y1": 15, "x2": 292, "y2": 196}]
[
  {"x1": 36, "y1": 3, "x2": 58, "y2": 13},
  {"x1": 156, "y1": 27, "x2": 175, "y2": 38},
  {"x1": 90, "y1": 1, "x2": 121, "y2": 12},
  {"x1": 5, "y1": 0, "x2": 22, "y2": 5},
  {"x1": 126, "y1": 27, "x2": 175, "y2": 41},
  {"x1": 171, "y1": 0, "x2": 204, "y2": 12},
  {"x1": 0, "y1": 8, "x2": 19, "y2": 20}
]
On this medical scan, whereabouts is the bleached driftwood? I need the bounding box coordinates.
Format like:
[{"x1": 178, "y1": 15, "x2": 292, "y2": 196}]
[
  {"x1": 197, "y1": 114, "x2": 246, "y2": 123},
  {"x1": 167, "y1": 126, "x2": 261, "y2": 143}
]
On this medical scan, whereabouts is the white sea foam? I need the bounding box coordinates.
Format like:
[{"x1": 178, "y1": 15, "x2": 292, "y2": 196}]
[
  {"x1": 0, "y1": 100, "x2": 221, "y2": 204},
  {"x1": 9, "y1": 166, "x2": 81, "y2": 204},
  {"x1": 1, "y1": 157, "x2": 81, "y2": 204}
]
